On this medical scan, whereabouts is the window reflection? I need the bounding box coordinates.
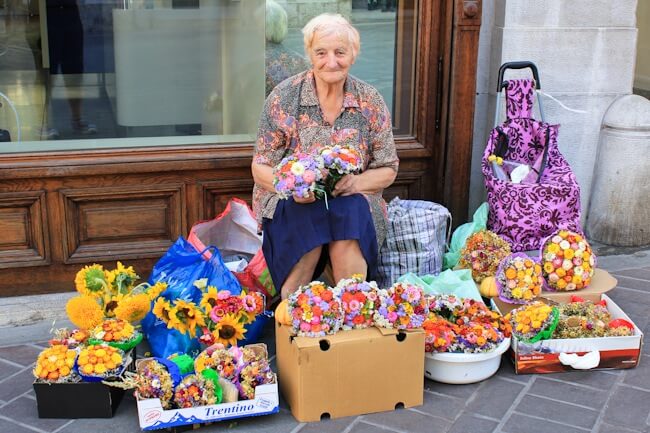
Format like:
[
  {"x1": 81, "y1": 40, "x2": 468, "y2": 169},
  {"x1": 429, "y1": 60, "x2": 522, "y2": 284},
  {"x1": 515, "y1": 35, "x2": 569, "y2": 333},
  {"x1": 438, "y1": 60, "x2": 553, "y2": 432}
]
[{"x1": 0, "y1": 0, "x2": 407, "y2": 152}]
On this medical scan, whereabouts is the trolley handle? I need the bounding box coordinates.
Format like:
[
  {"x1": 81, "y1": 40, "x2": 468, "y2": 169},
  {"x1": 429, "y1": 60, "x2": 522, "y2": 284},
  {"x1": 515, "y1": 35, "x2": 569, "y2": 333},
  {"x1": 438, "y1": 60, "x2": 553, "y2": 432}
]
[{"x1": 497, "y1": 61, "x2": 541, "y2": 92}]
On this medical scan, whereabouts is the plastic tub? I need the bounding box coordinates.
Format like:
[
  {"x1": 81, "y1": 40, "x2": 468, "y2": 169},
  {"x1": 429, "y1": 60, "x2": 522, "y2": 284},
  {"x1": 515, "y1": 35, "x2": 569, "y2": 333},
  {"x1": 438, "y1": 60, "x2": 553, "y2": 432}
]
[{"x1": 424, "y1": 338, "x2": 510, "y2": 384}]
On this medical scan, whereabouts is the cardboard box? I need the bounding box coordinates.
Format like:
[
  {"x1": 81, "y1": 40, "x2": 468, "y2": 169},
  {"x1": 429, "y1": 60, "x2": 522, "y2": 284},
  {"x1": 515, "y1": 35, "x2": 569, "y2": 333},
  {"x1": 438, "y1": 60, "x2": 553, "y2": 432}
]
[
  {"x1": 136, "y1": 381, "x2": 279, "y2": 431},
  {"x1": 504, "y1": 294, "x2": 644, "y2": 374},
  {"x1": 33, "y1": 381, "x2": 126, "y2": 418},
  {"x1": 275, "y1": 321, "x2": 424, "y2": 422}
]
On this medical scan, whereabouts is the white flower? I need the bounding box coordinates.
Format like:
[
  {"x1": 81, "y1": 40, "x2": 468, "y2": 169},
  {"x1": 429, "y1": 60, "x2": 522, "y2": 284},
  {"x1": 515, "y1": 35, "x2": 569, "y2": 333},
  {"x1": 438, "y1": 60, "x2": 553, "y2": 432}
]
[
  {"x1": 552, "y1": 235, "x2": 563, "y2": 244},
  {"x1": 562, "y1": 259, "x2": 573, "y2": 270},
  {"x1": 291, "y1": 162, "x2": 305, "y2": 176},
  {"x1": 574, "y1": 266, "x2": 584, "y2": 276},
  {"x1": 545, "y1": 252, "x2": 556, "y2": 261},
  {"x1": 560, "y1": 240, "x2": 570, "y2": 250}
]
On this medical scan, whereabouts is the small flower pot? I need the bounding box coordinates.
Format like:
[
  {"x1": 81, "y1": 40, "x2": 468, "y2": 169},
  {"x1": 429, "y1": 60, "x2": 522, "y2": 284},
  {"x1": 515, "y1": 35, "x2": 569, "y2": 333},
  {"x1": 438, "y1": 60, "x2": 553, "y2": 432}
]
[{"x1": 424, "y1": 338, "x2": 510, "y2": 384}]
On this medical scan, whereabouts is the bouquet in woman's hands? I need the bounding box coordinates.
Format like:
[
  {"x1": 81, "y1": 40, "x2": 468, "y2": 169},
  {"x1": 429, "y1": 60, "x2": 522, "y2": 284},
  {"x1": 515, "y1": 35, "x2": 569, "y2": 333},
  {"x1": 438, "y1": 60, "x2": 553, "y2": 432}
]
[
  {"x1": 273, "y1": 153, "x2": 326, "y2": 199},
  {"x1": 319, "y1": 145, "x2": 363, "y2": 194}
]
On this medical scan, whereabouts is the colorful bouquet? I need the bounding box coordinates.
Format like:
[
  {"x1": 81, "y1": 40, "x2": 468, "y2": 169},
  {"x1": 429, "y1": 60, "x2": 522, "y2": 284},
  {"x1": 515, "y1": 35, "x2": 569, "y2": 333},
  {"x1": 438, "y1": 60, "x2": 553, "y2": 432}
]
[
  {"x1": 496, "y1": 253, "x2": 544, "y2": 304},
  {"x1": 152, "y1": 281, "x2": 265, "y2": 347},
  {"x1": 554, "y1": 298, "x2": 634, "y2": 339},
  {"x1": 541, "y1": 230, "x2": 595, "y2": 291},
  {"x1": 373, "y1": 282, "x2": 427, "y2": 330},
  {"x1": 88, "y1": 318, "x2": 143, "y2": 350},
  {"x1": 319, "y1": 144, "x2": 364, "y2": 193},
  {"x1": 132, "y1": 358, "x2": 178, "y2": 409},
  {"x1": 194, "y1": 344, "x2": 241, "y2": 381},
  {"x1": 273, "y1": 153, "x2": 326, "y2": 199},
  {"x1": 173, "y1": 374, "x2": 219, "y2": 408},
  {"x1": 458, "y1": 230, "x2": 512, "y2": 283},
  {"x1": 287, "y1": 281, "x2": 343, "y2": 337},
  {"x1": 237, "y1": 359, "x2": 276, "y2": 400},
  {"x1": 425, "y1": 295, "x2": 509, "y2": 353},
  {"x1": 506, "y1": 301, "x2": 559, "y2": 343},
  {"x1": 33, "y1": 345, "x2": 78, "y2": 383},
  {"x1": 76, "y1": 345, "x2": 127, "y2": 380},
  {"x1": 336, "y1": 275, "x2": 380, "y2": 330},
  {"x1": 65, "y1": 261, "x2": 167, "y2": 330}
]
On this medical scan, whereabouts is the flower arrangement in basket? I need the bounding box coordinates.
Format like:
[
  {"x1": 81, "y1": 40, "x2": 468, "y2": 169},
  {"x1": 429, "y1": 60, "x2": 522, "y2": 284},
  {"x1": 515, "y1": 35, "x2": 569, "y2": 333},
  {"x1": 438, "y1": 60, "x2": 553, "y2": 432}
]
[
  {"x1": 336, "y1": 274, "x2": 380, "y2": 330},
  {"x1": 319, "y1": 144, "x2": 364, "y2": 194},
  {"x1": 424, "y1": 295, "x2": 511, "y2": 353},
  {"x1": 374, "y1": 282, "x2": 428, "y2": 330},
  {"x1": 65, "y1": 262, "x2": 167, "y2": 330},
  {"x1": 273, "y1": 153, "x2": 326, "y2": 199},
  {"x1": 541, "y1": 230, "x2": 596, "y2": 291},
  {"x1": 287, "y1": 281, "x2": 343, "y2": 337},
  {"x1": 152, "y1": 280, "x2": 265, "y2": 348},
  {"x1": 458, "y1": 230, "x2": 512, "y2": 283},
  {"x1": 553, "y1": 296, "x2": 635, "y2": 339},
  {"x1": 495, "y1": 253, "x2": 544, "y2": 304}
]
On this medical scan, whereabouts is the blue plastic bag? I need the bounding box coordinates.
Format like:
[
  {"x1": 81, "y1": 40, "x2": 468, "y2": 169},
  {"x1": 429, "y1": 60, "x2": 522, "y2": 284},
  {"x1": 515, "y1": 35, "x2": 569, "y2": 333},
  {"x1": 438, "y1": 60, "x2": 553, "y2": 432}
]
[{"x1": 142, "y1": 237, "x2": 242, "y2": 358}]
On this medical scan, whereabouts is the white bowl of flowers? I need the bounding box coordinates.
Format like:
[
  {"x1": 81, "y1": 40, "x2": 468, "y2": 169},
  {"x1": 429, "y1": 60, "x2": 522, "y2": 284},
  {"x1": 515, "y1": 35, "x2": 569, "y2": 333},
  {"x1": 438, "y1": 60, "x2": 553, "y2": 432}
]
[{"x1": 424, "y1": 337, "x2": 510, "y2": 384}]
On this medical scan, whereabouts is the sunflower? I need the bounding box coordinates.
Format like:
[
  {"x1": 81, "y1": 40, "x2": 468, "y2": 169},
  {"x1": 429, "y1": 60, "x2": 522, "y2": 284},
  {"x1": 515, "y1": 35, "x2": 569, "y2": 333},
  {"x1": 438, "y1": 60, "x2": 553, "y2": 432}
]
[
  {"x1": 211, "y1": 314, "x2": 247, "y2": 347},
  {"x1": 200, "y1": 286, "x2": 219, "y2": 312},
  {"x1": 107, "y1": 261, "x2": 139, "y2": 294},
  {"x1": 171, "y1": 300, "x2": 206, "y2": 338},
  {"x1": 153, "y1": 298, "x2": 174, "y2": 324},
  {"x1": 146, "y1": 282, "x2": 168, "y2": 300},
  {"x1": 114, "y1": 293, "x2": 151, "y2": 323},
  {"x1": 103, "y1": 293, "x2": 125, "y2": 318},
  {"x1": 66, "y1": 296, "x2": 104, "y2": 330},
  {"x1": 74, "y1": 264, "x2": 108, "y2": 296}
]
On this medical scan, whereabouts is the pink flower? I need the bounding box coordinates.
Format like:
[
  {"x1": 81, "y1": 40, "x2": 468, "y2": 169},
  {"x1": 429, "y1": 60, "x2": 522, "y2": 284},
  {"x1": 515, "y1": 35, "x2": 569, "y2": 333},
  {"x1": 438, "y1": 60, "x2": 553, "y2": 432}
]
[
  {"x1": 242, "y1": 295, "x2": 257, "y2": 313},
  {"x1": 210, "y1": 307, "x2": 226, "y2": 322},
  {"x1": 217, "y1": 290, "x2": 231, "y2": 300},
  {"x1": 311, "y1": 316, "x2": 321, "y2": 324},
  {"x1": 388, "y1": 311, "x2": 398, "y2": 322},
  {"x1": 303, "y1": 170, "x2": 316, "y2": 183},
  {"x1": 300, "y1": 322, "x2": 311, "y2": 332},
  {"x1": 348, "y1": 299, "x2": 361, "y2": 312}
]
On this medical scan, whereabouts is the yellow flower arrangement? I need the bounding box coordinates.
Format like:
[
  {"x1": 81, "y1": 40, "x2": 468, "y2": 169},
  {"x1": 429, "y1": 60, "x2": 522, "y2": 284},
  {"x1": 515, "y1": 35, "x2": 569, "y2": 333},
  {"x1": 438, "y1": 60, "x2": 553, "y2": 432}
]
[
  {"x1": 67, "y1": 261, "x2": 166, "y2": 327},
  {"x1": 212, "y1": 314, "x2": 247, "y2": 347},
  {"x1": 77, "y1": 345, "x2": 124, "y2": 377},
  {"x1": 33, "y1": 345, "x2": 76, "y2": 382},
  {"x1": 66, "y1": 295, "x2": 104, "y2": 330}
]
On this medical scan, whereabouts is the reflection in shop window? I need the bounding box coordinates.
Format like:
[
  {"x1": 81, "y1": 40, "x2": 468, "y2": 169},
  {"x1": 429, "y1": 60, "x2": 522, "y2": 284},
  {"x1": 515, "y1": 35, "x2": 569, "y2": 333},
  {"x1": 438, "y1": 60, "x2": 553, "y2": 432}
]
[{"x1": 0, "y1": 0, "x2": 408, "y2": 152}]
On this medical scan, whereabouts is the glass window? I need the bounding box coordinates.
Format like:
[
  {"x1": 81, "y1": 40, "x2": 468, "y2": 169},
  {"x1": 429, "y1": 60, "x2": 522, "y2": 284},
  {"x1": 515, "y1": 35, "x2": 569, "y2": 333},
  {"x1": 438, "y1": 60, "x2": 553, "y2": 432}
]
[{"x1": 0, "y1": 0, "x2": 416, "y2": 153}]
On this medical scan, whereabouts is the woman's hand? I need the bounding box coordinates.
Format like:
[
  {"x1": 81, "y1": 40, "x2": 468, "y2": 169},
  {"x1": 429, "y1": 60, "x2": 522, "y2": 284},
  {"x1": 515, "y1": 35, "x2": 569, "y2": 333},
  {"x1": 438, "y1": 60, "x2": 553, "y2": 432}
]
[
  {"x1": 332, "y1": 174, "x2": 362, "y2": 197},
  {"x1": 332, "y1": 167, "x2": 397, "y2": 197},
  {"x1": 293, "y1": 191, "x2": 316, "y2": 204}
]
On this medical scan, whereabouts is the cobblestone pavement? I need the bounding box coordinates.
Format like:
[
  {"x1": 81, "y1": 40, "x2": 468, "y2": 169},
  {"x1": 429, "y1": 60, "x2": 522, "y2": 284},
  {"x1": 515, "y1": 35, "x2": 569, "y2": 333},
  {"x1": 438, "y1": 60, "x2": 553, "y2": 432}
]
[{"x1": 0, "y1": 251, "x2": 648, "y2": 433}]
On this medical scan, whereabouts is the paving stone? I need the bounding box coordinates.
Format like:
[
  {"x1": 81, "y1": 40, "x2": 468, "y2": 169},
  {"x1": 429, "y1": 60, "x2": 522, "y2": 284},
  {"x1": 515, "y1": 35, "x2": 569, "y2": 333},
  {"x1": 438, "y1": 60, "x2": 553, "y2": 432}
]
[
  {"x1": 419, "y1": 391, "x2": 464, "y2": 421},
  {"x1": 350, "y1": 421, "x2": 402, "y2": 433},
  {"x1": 0, "y1": 359, "x2": 21, "y2": 382},
  {"x1": 504, "y1": 413, "x2": 589, "y2": 433},
  {"x1": 465, "y1": 378, "x2": 525, "y2": 418},
  {"x1": 623, "y1": 355, "x2": 650, "y2": 390},
  {"x1": 528, "y1": 378, "x2": 609, "y2": 409},
  {"x1": 0, "y1": 417, "x2": 42, "y2": 433},
  {"x1": 612, "y1": 275, "x2": 650, "y2": 292},
  {"x1": 614, "y1": 268, "x2": 650, "y2": 281},
  {"x1": 0, "y1": 345, "x2": 41, "y2": 367},
  {"x1": 607, "y1": 290, "x2": 650, "y2": 320},
  {"x1": 0, "y1": 368, "x2": 34, "y2": 401},
  {"x1": 0, "y1": 396, "x2": 70, "y2": 432},
  {"x1": 447, "y1": 412, "x2": 499, "y2": 433},
  {"x1": 515, "y1": 395, "x2": 599, "y2": 429},
  {"x1": 601, "y1": 385, "x2": 650, "y2": 431},
  {"x1": 496, "y1": 359, "x2": 532, "y2": 383},
  {"x1": 361, "y1": 408, "x2": 451, "y2": 433},
  {"x1": 597, "y1": 422, "x2": 645, "y2": 433},
  {"x1": 542, "y1": 370, "x2": 619, "y2": 390},
  {"x1": 300, "y1": 415, "x2": 357, "y2": 432},
  {"x1": 423, "y1": 378, "x2": 482, "y2": 399}
]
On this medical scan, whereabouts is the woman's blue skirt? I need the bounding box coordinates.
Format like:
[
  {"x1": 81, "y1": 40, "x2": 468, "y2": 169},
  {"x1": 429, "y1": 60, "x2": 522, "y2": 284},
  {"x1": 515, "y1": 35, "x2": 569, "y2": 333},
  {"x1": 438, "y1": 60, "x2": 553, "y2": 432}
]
[{"x1": 262, "y1": 194, "x2": 378, "y2": 290}]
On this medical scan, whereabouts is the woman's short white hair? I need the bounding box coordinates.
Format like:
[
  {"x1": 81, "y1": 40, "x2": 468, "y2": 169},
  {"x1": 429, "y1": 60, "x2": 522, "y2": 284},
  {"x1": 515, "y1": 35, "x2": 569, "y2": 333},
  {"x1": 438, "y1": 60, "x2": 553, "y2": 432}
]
[
  {"x1": 302, "y1": 13, "x2": 361, "y2": 59},
  {"x1": 266, "y1": 0, "x2": 288, "y2": 44}
]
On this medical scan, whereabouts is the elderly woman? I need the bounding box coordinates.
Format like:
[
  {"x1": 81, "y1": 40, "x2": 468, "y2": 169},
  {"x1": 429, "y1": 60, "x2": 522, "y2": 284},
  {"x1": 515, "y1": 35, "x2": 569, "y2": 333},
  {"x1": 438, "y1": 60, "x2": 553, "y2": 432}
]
[{"x1": 252, "y1": 13, "x2": 398, "y2": 299}]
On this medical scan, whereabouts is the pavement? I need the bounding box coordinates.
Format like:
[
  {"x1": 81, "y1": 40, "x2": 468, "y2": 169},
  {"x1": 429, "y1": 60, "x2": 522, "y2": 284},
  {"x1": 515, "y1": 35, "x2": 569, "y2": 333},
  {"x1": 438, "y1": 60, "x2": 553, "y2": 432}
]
[{"x1": 0, "y1": 246, "x2": 649, "y2": 433}]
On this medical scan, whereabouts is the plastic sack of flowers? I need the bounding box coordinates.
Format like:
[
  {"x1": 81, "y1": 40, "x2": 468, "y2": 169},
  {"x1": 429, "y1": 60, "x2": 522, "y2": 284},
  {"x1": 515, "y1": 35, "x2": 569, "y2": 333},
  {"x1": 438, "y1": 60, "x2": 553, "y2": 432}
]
[
  {"x1": 495, "y1": 253, "x2": 544, "y2": 304},
  {"x1": 288, "y1": 281, "x2": 343, "y2": 337},
  {"x1": 33, "y1": 345, "x2": 80, "y2": 383},
  {"x1": 336, "y1": 274, "x2": 380, "y2": 330},
  {"x1": 506, "y1": 301, "x2": 559, "y2": 343},
  {"x1": 87, "y1": 318, "x2": 143, "y2": 351},
  {"x1": 74, "y1": 344, "x2": 130, "y2": 382},
  {"x1": 540, "y1": 229, "x2": 596, "y2": 291},
  {"x1": 458, "y1": 230, "x2": 512, "y2": 283},
  {"x1": 374, "y1": 282, "x2": 428, "y2": 330}
]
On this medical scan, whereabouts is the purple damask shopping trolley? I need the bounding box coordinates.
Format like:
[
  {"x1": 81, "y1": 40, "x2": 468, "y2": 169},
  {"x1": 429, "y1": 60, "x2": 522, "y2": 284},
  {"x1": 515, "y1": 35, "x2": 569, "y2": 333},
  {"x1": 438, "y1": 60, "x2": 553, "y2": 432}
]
[{"x1": 482, "y1": 62, "x2": 582, "y2": 252}]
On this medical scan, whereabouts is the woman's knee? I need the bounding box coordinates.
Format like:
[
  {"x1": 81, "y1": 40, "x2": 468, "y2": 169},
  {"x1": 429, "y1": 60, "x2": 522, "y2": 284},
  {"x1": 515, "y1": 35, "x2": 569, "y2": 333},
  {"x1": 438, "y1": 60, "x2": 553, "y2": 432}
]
[{"x1": 329, "y1": 239, "x2": 361, "y2": 254}]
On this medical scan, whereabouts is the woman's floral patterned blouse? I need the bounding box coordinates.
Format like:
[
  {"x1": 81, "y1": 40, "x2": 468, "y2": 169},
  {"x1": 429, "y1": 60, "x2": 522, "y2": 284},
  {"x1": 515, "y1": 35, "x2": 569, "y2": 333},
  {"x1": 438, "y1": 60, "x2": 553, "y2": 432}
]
[{"x1": 253, "y1": 70, "x2": 399, "y2": 247}]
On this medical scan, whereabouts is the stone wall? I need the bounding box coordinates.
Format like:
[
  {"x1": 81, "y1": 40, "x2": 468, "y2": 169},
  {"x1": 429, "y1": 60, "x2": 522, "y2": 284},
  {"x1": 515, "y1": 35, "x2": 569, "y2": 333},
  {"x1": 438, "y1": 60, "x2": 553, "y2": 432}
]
[
  {"x1": 468, "y1": 0, "x2": 639, "y2": 224},
  {"x1": 277, "y1": 0, "x2": 352, "y2": 28}
]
